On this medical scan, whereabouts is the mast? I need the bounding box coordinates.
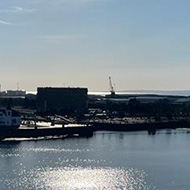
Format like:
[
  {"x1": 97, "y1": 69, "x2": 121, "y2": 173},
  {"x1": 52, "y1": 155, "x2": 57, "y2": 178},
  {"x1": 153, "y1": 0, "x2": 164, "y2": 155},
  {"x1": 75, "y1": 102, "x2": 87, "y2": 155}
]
[{"x1": 109, "y1": 77, "x2": 115, "y2": 96}]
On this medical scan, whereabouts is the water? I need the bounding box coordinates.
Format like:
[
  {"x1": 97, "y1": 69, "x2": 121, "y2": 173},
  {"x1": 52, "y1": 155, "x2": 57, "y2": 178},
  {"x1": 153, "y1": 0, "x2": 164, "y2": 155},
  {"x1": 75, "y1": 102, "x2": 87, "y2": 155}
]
[
  {"x1": 0, "y1": 129, "x2": 190, "y2": 189},
  {"x1": 27, "y1": 90, "x2": 190, "y2": 96},
  {"x1": 88, "y1": 90, "x2": 190, "y2": 96}
]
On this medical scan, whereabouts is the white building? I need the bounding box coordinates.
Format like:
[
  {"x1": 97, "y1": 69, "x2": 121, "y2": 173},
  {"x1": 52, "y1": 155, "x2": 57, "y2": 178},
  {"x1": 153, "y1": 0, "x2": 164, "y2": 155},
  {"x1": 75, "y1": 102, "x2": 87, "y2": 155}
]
[{"x1": 0, "y1": 109, "x2": 21, "y2": 129}]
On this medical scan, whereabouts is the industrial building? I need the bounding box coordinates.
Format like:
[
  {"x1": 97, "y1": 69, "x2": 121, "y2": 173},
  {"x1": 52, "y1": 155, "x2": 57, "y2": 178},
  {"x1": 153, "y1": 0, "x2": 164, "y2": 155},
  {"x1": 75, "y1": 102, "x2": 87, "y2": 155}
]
[{"x1": 37, "y1": 87, "x2": 88, "y2": 114}]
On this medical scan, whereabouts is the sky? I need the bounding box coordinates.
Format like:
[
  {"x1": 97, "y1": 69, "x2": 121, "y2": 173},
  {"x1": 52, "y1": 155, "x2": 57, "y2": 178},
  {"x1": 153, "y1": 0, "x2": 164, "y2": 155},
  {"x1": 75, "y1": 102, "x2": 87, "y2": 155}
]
[{"x1": 0, "y1": 0, "x2": 190, "y2": 91}]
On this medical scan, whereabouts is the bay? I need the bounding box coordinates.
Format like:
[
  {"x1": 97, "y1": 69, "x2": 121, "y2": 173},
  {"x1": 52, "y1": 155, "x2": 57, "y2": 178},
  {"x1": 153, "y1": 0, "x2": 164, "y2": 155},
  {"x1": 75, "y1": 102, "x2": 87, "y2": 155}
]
[{"x1": 0, "y1": 130, "x2": 189, "y2": 189}]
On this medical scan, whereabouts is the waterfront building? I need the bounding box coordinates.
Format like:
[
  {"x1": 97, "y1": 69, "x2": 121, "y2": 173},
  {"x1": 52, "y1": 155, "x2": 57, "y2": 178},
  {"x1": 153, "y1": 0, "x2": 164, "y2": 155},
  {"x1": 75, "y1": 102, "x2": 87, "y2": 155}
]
[{"x1": 37, "y1": 87, "x2": 88, "y2": 114}]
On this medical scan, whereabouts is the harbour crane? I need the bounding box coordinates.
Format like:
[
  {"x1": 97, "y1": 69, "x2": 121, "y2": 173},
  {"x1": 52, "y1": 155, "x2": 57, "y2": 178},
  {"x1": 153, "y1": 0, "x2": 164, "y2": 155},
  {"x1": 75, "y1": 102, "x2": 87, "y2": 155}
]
[{"x1": 109, "y1": 77, "x2": 115, "y2": 96}]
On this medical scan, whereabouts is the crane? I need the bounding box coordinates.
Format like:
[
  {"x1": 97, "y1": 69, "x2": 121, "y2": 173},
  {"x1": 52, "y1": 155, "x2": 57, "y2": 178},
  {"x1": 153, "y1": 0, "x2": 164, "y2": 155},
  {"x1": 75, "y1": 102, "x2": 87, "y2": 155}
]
[{"x1": 109, "y1": 77, "x2": 115, "y2": 96}]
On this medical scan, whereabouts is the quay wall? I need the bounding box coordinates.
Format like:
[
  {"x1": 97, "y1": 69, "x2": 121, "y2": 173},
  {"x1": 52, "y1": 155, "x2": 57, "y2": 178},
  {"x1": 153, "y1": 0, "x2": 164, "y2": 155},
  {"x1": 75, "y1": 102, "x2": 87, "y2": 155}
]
[{"x1": 91, "y1": 120, "x2": 187, "y2": 132}]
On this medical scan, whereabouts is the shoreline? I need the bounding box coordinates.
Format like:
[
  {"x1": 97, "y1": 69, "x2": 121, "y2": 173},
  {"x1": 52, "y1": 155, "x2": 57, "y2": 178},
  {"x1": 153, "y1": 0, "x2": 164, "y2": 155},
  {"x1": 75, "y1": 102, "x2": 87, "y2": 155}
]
[{"x1": 0, "y1": 119, "x2": 188, "y2": 141}]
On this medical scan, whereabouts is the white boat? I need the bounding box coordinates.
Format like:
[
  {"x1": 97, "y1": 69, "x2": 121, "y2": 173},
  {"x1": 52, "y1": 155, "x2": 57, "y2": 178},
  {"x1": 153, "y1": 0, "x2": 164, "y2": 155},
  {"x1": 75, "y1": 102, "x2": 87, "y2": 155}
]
[{"x1": 0, "y1": 109, "x2": 21, "y2": 130}]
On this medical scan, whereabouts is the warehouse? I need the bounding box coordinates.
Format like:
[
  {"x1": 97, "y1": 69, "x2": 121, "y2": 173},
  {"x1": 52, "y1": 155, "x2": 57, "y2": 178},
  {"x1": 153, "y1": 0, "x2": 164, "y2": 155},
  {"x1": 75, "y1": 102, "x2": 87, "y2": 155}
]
[{"x1": 37, "y1": 87, "x2": 88, "y2": 114}]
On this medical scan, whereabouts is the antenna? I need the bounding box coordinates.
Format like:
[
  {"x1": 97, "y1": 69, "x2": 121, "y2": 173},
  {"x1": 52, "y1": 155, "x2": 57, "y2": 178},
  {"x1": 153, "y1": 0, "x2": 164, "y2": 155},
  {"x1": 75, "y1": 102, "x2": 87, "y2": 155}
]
[{"x1": 109, "y1": 77, "x2": 115, "y2": 96}]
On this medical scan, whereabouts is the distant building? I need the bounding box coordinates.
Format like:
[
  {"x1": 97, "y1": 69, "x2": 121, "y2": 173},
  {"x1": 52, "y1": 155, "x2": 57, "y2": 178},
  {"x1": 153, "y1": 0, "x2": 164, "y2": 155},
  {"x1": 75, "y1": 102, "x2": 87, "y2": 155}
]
[
  {"x1": 37, "y1": 87, "x2": 88, "y2": 114},
  {"x1": 0, "y1": 90, "x2": 26, "y2": 97},
  {"x1": 0, "y1": 90, "x2": 26, "y2": 108},
  {"x1": 6, "y1": 90, "x2": 26, "y2": 97}
]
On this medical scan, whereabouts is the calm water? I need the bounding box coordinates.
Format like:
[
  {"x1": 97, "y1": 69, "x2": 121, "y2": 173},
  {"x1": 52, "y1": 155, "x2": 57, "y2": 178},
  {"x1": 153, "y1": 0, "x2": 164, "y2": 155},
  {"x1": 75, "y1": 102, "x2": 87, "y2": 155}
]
[{"x1": 0, "y1": 130, "x2": 190, "y2": 190}]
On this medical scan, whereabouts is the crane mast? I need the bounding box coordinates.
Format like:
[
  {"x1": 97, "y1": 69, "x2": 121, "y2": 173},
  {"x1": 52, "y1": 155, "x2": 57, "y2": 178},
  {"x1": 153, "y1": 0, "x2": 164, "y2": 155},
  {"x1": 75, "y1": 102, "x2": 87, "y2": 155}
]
[{"x1": 109, "y1": 77, "x2": 115, "y2": 96}]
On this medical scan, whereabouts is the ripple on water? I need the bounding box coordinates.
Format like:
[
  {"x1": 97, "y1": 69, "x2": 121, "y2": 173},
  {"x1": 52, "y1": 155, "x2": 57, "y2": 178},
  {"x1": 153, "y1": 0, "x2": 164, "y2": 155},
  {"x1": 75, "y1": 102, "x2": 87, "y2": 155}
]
[
  {"x1": 2, "y1": 167, "x2": 157, "y2": 190},
  {"x1": 23, "y1": 147, "x2": 92, "y2": 153}
]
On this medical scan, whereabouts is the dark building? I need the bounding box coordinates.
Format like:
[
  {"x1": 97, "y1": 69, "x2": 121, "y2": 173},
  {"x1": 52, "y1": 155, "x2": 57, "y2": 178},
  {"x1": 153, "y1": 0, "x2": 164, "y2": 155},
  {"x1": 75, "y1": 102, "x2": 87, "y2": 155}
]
[{"x1": 37, "y1": 87, "x2": 88, "y2": 114}]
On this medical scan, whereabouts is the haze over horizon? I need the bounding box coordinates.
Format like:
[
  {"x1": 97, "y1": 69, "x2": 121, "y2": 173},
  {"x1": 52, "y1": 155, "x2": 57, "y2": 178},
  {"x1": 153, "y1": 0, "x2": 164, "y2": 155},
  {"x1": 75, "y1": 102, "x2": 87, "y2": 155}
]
[{"x1": 1, "y1": 0, "x2": 190, "y2": 91}]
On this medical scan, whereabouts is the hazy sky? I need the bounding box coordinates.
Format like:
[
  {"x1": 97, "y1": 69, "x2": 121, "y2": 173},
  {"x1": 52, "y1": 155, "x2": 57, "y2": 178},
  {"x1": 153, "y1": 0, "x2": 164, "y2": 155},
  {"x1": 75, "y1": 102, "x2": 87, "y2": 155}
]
[{"x1": 0, "y1": 0, "x2": 190, "y2": 91}]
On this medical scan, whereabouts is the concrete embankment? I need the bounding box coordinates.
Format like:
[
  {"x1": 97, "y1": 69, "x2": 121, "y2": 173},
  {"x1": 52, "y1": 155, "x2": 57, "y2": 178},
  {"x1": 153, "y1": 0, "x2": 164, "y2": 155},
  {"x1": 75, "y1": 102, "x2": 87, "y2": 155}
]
[{"x1": 91, "y1": 120, "x2": 188, "y2": 132}]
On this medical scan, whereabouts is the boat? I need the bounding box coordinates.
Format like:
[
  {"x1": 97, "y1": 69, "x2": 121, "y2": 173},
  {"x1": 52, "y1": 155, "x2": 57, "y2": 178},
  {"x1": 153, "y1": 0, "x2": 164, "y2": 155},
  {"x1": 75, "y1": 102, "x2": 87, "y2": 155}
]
[{"x1": 0, "y1": 108, "x2": 21, "y2": 130}]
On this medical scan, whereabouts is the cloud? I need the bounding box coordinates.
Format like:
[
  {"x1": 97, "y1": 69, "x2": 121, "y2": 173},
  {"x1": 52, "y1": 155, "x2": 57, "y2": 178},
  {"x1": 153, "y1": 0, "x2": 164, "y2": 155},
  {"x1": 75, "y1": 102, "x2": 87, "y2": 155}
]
[
  {"x1": 0, "y1": 20, "x2": 11, "y2": 25},
  {"x1": 0, "y1": 6, "x2": 36, "y2": 14},
  {"x1": 13, "y1": 6, "x2": 36, "y2": 13}
]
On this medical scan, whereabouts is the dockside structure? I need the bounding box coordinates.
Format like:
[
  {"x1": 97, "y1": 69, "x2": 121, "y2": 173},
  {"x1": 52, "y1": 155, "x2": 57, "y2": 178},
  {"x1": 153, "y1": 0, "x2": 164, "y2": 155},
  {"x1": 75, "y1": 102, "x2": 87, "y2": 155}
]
[{"x1": 37, "y1": 87, "x2": 88, "y2": 114}]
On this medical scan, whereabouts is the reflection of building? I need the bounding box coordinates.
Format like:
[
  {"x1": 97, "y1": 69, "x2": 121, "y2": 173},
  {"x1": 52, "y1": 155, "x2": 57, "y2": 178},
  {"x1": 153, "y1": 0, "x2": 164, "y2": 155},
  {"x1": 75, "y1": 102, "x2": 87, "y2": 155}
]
[{"x1": 37, "y1": 87, "x2": 88, "y2": 114}]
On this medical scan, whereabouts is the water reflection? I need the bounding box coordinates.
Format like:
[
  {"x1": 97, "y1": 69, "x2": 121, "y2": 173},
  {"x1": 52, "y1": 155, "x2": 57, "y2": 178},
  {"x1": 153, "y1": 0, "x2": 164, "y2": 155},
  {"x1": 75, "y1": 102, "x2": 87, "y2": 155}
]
[
  {"x1": 39, "y1": 167, "x2": 153, "y2": 190},
  {"x1": 0, "y1": 141, "x2": 21, "y2": 158},
  {"x1": 2, "y1": 166, "x2": 155, "y2": 190}
]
